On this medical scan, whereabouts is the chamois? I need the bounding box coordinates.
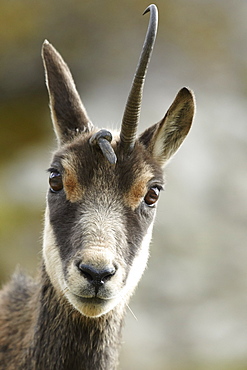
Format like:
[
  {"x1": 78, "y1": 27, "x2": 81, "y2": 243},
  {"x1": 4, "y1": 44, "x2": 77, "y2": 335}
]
[{"x1": 0, "y1": 4, "x2": 195, "y2": 370}]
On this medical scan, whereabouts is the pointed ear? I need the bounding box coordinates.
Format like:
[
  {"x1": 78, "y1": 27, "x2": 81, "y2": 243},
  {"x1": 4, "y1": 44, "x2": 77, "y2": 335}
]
[
  {"x1": 139, "y1": 87, "x2": 195, "y2": 166},
  {"x1": 42, "y1": 40, "x2": 93, "y2": 146}
]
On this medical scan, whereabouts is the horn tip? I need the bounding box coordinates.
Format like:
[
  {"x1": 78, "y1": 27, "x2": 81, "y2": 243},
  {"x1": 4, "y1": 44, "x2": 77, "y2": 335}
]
[{"x1": 143, "y1": 4, "x2": 158, "y2": 16}]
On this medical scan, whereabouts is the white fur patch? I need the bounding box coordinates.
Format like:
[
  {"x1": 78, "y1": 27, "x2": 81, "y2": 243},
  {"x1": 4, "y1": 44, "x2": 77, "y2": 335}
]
[
  {"x1": 122, "y1": 219, "x2": 155, "y2": 301},
  {"x1": 43, "y1": 207, "x2": 67, "y2": 294}
]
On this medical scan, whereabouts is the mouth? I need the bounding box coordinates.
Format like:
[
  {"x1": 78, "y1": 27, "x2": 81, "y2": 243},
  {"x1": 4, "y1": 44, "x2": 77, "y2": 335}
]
[
  {"x1": 77, "y1": 296, "x2": 106, "y2": 305},
  {"x1": 66, "y1": 291, "x2": 120, "y2": 317}
]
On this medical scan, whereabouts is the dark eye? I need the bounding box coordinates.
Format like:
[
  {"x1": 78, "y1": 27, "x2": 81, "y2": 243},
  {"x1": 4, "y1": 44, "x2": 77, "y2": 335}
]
[
  {"x1": 49, "y1": 171, "x2": 63, "y2": 192},
  {"x1": 144, "y1": 187, "x2": 160, "y2": 206}
]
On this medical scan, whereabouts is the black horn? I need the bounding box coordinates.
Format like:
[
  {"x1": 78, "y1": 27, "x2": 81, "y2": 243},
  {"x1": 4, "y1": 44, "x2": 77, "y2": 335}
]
[
  {"x1": 119, "y1": 4, "x2": 158, "y2": 154},
  {"x1": 89, "y1": 129, "x2": 117, "y2": 164}
]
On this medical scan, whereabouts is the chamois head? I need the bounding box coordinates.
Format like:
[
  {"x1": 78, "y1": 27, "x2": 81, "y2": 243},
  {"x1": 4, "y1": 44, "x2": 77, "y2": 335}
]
[{"x1": 42, "y1": 5, "x2": 195, "y2": 318}]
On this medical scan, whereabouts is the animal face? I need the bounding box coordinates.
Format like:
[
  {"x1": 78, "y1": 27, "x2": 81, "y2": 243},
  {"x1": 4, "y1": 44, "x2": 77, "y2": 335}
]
[
  {"x1": 43, "y1": 133, "x2": 164, "y2": 317},
  {"x1": 41, "y1": 5, "x2": 195, "y2": 318}
]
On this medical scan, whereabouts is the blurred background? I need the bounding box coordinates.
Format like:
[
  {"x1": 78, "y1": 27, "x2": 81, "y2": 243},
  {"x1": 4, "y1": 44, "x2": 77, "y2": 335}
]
[{"x1": 0, "y1": 0, "x2": 247, "y2": 369}]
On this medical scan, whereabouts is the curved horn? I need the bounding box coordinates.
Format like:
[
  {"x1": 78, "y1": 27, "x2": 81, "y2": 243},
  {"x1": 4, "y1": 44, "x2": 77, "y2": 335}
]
[
  {"x1": 90, "y1": 129, "x2": 117, "y2": 165},
  {"x1": 119, "y1": 4, "x2": 158, "y2": 154}
]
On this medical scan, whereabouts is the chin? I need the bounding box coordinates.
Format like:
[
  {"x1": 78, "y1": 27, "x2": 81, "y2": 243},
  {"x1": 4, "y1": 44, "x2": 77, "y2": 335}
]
[{"x1": 67, "y1": 292, "x2": 121, "y2": 318}]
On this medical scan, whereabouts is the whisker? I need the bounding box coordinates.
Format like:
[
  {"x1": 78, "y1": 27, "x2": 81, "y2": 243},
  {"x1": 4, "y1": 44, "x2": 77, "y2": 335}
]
[
  {"x1": 126, "y1": 303, "x2": 138, "y2": 321},
  {"x1": 117, "y1": 292, "x2": 138, "y2": 321}
]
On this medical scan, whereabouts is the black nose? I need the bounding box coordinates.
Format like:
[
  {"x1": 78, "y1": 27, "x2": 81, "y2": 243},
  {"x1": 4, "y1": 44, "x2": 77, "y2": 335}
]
[{"x1": 78, "y1": 263, "x2": 116, "y2": 288}]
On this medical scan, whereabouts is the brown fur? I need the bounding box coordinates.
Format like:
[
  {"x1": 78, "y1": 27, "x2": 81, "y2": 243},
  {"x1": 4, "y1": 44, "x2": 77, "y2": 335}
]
[
  {"x1": 124, "y1": 164, "x2": 154, "y2": 210},
  {"x1": 0, "y1": 268, "x2": 123, "y2": 369},
  {"x1": 62, "y1": 154, "x2": 85, "y2": 202}
]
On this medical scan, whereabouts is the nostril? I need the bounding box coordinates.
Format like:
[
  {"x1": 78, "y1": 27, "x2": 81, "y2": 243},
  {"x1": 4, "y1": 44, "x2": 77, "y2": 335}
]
[
  {"x1": 79, "y1": 267, "x2": 94, "y2": 282},
  {"x1": 78, "y1": 264, "x2": 96, "y2": 282},
  {"x1": 78, "y1": 263, "x2": 116, "y2": 286},
  {"x1": 101, "y1": 267, "x2": 116, "y2": 283}
]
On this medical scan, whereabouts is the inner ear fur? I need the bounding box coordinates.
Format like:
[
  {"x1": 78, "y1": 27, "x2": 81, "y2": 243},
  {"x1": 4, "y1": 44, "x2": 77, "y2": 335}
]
[
  {"x1": 139, "y1": 87, "x2": 195, "y2": 166},
  {"x1": 42, "y1": 40, "x2": 92, "y2": 146}
]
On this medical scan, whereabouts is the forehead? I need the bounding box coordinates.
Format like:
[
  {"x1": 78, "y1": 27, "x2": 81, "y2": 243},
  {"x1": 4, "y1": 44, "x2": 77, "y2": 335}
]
[{"x1": 50, "y1": 134, "x2": 164, "y2": 205}]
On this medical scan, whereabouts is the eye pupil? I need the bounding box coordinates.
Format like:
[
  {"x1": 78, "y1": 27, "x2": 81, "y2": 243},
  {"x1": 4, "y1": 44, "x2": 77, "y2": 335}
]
[
  {"x1": 144, "y1": 187, "x2": 160, "y2": 206},
  {"x1": 49, "y1": 171, "x2": 63, "y2": 192}
]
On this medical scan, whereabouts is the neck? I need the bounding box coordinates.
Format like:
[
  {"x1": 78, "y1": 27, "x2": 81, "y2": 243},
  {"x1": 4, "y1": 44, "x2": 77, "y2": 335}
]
[{"x1": 24, "y1": 265, "x2": 125, "y2": 370}]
